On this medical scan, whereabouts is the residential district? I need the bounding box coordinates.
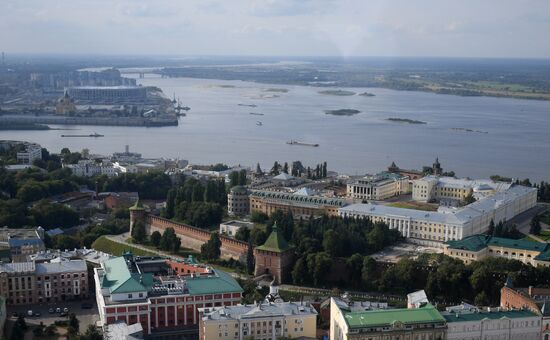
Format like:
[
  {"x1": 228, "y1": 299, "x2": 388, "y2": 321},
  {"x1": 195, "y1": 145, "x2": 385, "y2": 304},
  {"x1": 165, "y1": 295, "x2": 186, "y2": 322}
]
[{"x1": 0, "y1": 141, "x2": 550, "y2": 340}]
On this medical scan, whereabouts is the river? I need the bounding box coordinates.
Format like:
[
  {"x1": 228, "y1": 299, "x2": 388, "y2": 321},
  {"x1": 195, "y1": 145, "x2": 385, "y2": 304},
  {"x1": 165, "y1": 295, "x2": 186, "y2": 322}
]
[{"x1": 2, "y1": 74, "x2": 550, "y2": 181}]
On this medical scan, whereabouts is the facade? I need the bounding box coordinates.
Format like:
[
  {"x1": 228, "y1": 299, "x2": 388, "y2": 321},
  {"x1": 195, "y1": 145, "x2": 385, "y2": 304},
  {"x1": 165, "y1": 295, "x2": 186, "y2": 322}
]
[
  {"x1": 0, "y1": 227, "x2": 45, "y2": 262},
  {"x1": 250, "y1": 189, "x2": 347, "y2": 219},
  {"x1": 227, "y1": 186, "x2": 250, "y2": 216},
  {"x1": 16, "y1": 142, "x2": 42, "y2": 164},
  {"x1": 198, "y1": 301, "x2": 317, "y2": 340},
  {"x1": 387, "y1": 161, "x2": 424, "y2": 180},
  {"x1": 55, "y1": 92, "x2": 77, "y2": 115},
  {"x1": 95, "y1": 254, "x2": 243, "y2": 336},
  {"x1": 339, "y1": 185, "x2": 537, "y2": 247},
  {"x1": 412, "y1": 176, "x2": 511, "y2": 204},
  {"x1": 219, "y1": 220, "x2": 254, "y2": 237},
  {"x1": 500, "y1": 285, "x2": 550, "y2": 339},
  {"x1": 330, "y1": 298, "x2": 447, "y2": 340},
  {"x1": 444, "y1": 235, "x2": 550, "y2": 267},
  {"x1": 347, "y1": 172, "x2": 410, "y2": 201},
  {"x1": 0, "y1": 259, "x2": 88, "y2": 305},
  {"x1": 254, "y1": 225, "x2": 294, "y2": 284},
  {"x1": 64, "y1": 160, "x2": 116, "y2": 177},
  {"x1": 442, "y1": 306, "x2": 541, "y2": 340},
  {"x1": 66, "y1": 85, "x2": 147, "y2": 103}
]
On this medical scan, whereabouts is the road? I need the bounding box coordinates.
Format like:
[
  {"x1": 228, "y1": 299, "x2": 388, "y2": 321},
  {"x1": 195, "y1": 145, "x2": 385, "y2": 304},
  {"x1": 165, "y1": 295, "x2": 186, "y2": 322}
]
[{"x1": 507, "y1": 204, "x2": 548, "y2": 236}]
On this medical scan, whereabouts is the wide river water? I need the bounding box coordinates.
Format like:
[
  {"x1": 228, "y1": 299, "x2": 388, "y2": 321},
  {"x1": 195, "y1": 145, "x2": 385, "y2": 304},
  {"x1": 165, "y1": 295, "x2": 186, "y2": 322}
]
[{"x1": 3, "y1": 75, "x2": 550, "y2": 181}]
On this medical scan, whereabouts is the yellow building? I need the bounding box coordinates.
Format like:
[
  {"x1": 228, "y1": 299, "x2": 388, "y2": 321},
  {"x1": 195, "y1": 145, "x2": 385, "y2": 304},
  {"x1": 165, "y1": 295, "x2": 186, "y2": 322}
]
[
  {"x1": 444, "y1": 234, "x2": 550, "y2": 267},
  {"x1": 412, "y1": 176, "x2": 511, "y2": 204},
  {"x1": 56, "y1": 91, "x2": 77, "y2": 115},
  {"x1": 347, "y1": 172, "x2": 410, "y2": 201},
  {"x1": 199, "y1": 302, "x2": 317, "y2": 340},
  {"x1": 249, "y1": 189, "x2": 346, "y2": 219}
]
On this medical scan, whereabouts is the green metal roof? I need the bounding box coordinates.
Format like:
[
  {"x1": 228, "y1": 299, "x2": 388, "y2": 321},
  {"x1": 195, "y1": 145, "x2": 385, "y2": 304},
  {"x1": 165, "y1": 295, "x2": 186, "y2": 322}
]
[
  {"x1": 446, "y1": 234, "x2": 549, "y2": 255},
  {"x1": 343, "y1": 304, "x2": 445, "y2": 329},
  {"x1": 101, "y1": 257, "x2": 148, "y2": 294},
  {"x1": 186, "y1": 269, "x2": 243, "y2": 295},
  {"x1": 535, "y1": 248, "x2": 550, "y2": 261},
  {"x1": 446, "y1": 235, "x2": 490, "y2": 252},
  {"x1": 129, "y1": 199, "x2": 145, "y2": 211},
  {"x1": 443, "y1": 309, "x2": 537, "y2": 323},
  {"x1": 488, "y1": 237, "x2": 549, "y2": 252},
  {"x1": 256, "y1": 224, "x2": 292, "y2": 253}
]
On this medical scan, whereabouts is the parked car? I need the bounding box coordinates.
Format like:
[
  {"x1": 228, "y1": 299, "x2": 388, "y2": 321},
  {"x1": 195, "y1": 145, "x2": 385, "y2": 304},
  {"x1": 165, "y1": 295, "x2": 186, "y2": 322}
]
[
  {"x1": 56, "y1": 307, "x2": 61, "y2": 313},
  {"x1": 49, "y1": 308, "x2": 54, "y2": 314},
  {"x1": 27, "y1": 310, "x2": 33, "y2": 317},
  {"x1": 63, "y1": 307, "x2": 69, "y2": 313},
  {"x1": 60, "y1": 312, "x2": 68, "y2": 317},
  {"x1": 33, "y1": 312, "x2": 41, "y2": 317},
  {"x1": 11, "y1": 312, "x2": 18, "y2": 318}
]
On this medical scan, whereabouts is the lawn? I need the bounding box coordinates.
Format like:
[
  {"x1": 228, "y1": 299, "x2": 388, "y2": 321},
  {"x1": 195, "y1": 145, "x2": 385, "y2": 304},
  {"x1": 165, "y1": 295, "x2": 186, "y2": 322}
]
[
  {"x1": 125, "y1": 238, "x2": 200, "y2": 257},
  {"x1": 92, "y1": 236, "x2": 157, "y2": 257},
  {"x1": 386, "y1": 201, "x2": 438, "y2": 212},
  {"x1": 536, "y1": 230, "x2": 550, "y2": 241}
]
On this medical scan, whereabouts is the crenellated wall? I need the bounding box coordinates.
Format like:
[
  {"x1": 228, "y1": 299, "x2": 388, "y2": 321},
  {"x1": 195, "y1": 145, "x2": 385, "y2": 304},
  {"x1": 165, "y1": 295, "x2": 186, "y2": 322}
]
[{"x1": 143, "y1": 215, "x2": 248, "y2": 261}]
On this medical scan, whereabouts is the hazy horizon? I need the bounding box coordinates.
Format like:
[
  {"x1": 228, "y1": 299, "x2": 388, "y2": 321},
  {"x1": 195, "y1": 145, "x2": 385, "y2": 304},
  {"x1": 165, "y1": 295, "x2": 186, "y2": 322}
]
[{"x1": 2, "y1": 0, "x2": 550, "y2": 59}]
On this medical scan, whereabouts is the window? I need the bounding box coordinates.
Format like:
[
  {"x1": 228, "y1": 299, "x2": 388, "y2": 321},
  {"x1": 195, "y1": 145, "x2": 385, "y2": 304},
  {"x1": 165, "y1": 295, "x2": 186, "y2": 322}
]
[{"x1": 128, "y1": 294, "x2": 133, "y2": 298}]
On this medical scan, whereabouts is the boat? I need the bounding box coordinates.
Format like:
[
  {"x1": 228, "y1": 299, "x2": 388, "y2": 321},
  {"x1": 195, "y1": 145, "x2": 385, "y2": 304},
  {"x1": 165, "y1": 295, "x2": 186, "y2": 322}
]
[
  {"x1": 286, "y1": 140, "x2": 319, "y2": 147},
  {"x1": 174, "y1": 98, "x2": 190, "y2": 116},
  {"x1": 61, "y1": 132, "x2": 104, "y2": 137},
  {"x1": 256, "y1": 121, "x2": 263, "y2": 126},
  {"x1": 249, "y1": 112, "x2": 265, "y2": 116},
  {"x1": 238, "y1": 104, "x2": 257, "y2": 108}
]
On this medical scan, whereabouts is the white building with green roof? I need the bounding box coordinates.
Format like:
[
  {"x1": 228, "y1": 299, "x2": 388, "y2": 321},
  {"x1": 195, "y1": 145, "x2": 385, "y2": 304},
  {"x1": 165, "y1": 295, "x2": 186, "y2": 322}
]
[
  {"x1": 442, "y1": 305, "x2": 541, "y2": 340},
  {"x1": 95, "y1": 253, "x2": 243, "y2": 337},
  {"x1": 330, "y1": 298, "x2": 447, "y2": 340}
]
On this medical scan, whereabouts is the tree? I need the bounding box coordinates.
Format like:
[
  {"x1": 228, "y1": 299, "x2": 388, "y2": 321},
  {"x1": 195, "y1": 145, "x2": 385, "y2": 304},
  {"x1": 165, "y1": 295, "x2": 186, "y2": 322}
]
[
  {"x1": 239, "y1": 169, "x2": 247, "y2": 185},
  {"x1": 160, "y1": 227, "x2": 180, "y2": 252},
  {"x1": 246, "y1": 240, "x2": 255, "y2": 275},
  {"x1": 487, "y1": 219, "x2": 495, "y2": 236},
  {"x1": 322, "y1": 161, "x2": 327, "y2": 178},
  {"x1": 69, "y1": 313, "x2": 80, "y2": 332},
  {"x1": 270, "y1": 161, "x2": 280, "y2": 175},
  {"x1": 235, "y1": 227, "x2": 251, "y2": 242},
  {"x1": 44, "y1": 324, "x2": 57, "y2": 337},
  {"x1": 474, "y1": 291, "x2": 489, "y2": 306},
  {"x1": 361, "y1": 256, "x2": 378, "y2": 290},
  {"x1": 229, "y1": 171, "x2": 240, "y2": 188},
  {"x1": 464, "y1": 192, "x2": 476, "y2": 204},
  {"x1": 292, "y1": 256, "x2": 309, "y2": 285},
  {"x1": 131, "y1": 220, "x2": 147, "y2": 244},
  {"x1": 250, "y1": 211, "x2": 268, "y2": 223},
  {"x1": 164, "y1": 188, "x2": 176, "y2": 219},
  {"x1": 151, "y1": 231, "x2": 162, "y2": 247},
  {"x1": 201, "y1": 233, "x2": 222, "y2": 260},
  {"x1": 530, "y1": 216, "x2": 541, "y2": 235},
  {"x1": 80, "y1": 324, "x2": 102, "y2": 340},
  {"x1": 282, "y1": 162, "x2": 289, "y2": 174},
  {"x1": 346, "y1": 253, "x2": 364, "y2": 289}
]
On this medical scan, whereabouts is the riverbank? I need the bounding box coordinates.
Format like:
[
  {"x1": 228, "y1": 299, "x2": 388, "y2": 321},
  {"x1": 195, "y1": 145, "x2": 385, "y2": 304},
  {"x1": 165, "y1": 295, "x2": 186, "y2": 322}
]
[{"x1": 0, "y1": 114, "x2": 178, "y2": 127}]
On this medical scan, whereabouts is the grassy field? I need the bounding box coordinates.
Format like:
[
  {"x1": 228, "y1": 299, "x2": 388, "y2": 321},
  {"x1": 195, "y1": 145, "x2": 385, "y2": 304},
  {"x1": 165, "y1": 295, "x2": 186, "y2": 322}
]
[
  {"x1": 125, "y1": 238, "x2": 200, "y2": 257},
  {"x1": 92, "y1": 236, "x2": 158, "y2": 257},
  {"x1": 386, "y1": 201, "x2": 438, "y2": 212},
  {"x1": 539, "y1": 212, "x2": 550, "y2": 226},
  {"x1": 536, "y1": 230, "x2": 550, "y2": 241}
]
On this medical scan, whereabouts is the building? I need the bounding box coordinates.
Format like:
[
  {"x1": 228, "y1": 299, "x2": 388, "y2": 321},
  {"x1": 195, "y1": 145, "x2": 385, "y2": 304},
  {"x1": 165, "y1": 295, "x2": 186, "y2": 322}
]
[
  {"x1": 444, "y1": 234, "x2": 550, "y2": 266},
  {"x1": 95, "y1": 254, "x2": 243, "y2": 336},
  {"x1": 387, "y1": 161, "x2": 424, "y2": 180},
  {"x1": 16, "y1": 142, "x2": 42, "y2": 164},
  {"x1": 347, "y1": 172, "x2": 410, "y2": 201},
  {"x1": 64, "y1": 159, "x2": 116, "y2": 177},
  {"x1": 198, "y1": 301, "x2": 317, "y2": 340},
  {"x1": 55, "y1": 91, "x2": 77, "y2": 115},
  {"x1": 442, "y1": 305, "x2": 541, "y2": 340},
  {"x1": 330, "y1": 298, "x2": 447, "y2": 340},
  {"x1": 0, "y1": 259, "x2": 88, "y2": 305},
  {"x1": 104, "y1": 321, "x2": 144, "y2": 340},
  {"x1": 219, "y1": 220, "x2": 253, "y2": 237},
  {"x1": 66, "y1": 85, "x2": 147, "y2": 103},
  {"x1": 339, "y1": 185, "x2": 537, "y2": 247},
  {"x1": 254, "y1": 224, "x2": 294, "y2": 284},
  {"x1": 0, "y1": 227, "x2": 45, "y2": 262},
  {"x1": 103, "y1": 192, "x2": 139, "y2": 210},
  {"x1": 500, "y1": 283, "x2": 550, "y2": 339},
  {"x1": 227, "y1": 186, "x2": 250, "y2": 216},
  {"x1": 0, "y1": 296, "x2": 5, "y2": 340},
  {"x1": 412, "y1": 176, "x2": 511, "y2": 204},
  {"x1": 250, "y1": 189, "x2": 347, "y2": 219}
]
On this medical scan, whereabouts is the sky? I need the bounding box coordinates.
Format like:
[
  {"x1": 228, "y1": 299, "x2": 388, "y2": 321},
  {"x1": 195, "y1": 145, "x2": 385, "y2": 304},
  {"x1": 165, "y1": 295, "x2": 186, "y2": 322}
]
[{"x1": 1, "y1": 0, "x2": 550, "y2": 58}]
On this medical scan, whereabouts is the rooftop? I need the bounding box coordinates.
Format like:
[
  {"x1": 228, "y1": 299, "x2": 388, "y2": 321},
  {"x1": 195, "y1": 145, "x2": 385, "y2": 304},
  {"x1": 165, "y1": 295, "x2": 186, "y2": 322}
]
[
  {"x1": 442, "y1": 309, "x2": 538, "y2": 322},
  {"x1": 201, "y1": 301, "x2": 317, "y2": 321},
  {"x1": 251, "y1": 189, "x2": 346, "y2": 208},
  {"x1": 446, "y1": 234, "x2": 550, "y2": 257},
  {"x1": 341, "y1": 303, "x2": 445, "y2": 329},
  {"x1": 256, "y1": 224, "x2": 292, "y2": 253}
]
